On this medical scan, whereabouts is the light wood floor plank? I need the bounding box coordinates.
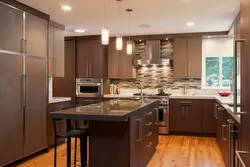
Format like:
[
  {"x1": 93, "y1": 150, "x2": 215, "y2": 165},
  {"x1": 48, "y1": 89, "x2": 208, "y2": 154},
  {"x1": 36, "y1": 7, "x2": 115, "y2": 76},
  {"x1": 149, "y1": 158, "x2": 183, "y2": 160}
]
[{"x1": 16, "y1": 135, "x2": 225, "y2": 167}]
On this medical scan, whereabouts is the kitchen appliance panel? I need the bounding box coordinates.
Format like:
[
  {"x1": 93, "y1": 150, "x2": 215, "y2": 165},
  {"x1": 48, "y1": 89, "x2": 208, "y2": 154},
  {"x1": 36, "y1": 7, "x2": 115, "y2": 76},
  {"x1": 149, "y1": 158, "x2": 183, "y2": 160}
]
[
  {"x1": 24, "y1": 56, "x2": 47, "y2": 156},
  {"x1": 0, "y1": 53, "x2": 24, "y2": 166},
  {"x1": 76, "y1": 78, "x2": 103, "y2": 97}
]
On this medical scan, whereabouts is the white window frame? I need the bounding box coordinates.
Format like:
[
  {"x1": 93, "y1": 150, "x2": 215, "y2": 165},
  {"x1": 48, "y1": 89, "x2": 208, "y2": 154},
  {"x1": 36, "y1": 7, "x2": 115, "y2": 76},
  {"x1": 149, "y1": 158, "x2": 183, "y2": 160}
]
[{"x1": 202, "y1": 55, "x2": 233, "y2": 90}]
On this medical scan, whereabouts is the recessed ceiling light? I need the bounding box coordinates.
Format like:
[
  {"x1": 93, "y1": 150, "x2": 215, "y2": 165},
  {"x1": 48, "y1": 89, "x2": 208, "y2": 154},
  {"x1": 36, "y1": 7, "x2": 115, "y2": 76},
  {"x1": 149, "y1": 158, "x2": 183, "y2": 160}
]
[
  {"x1": 208, "y1": 36, "x2": 211, "y2": 39},
  {"x1": 74, "y1": 29, "x2": 87, "y2": 33},
  {"x1": 166, "y1": 38, "x2": 169, "y2": 41},
  {"x1": 139, "y1": 39, "x2": 142, "y2": 42},
  {"x1": 138, "y1": 24, "x2": 151, "y2": 28},
  {"x1": 186, "y1": 22, "x2": 195, "y2": 27},
  {"x1": 61, "y1": 5, "x2": 72, "y2": 11}
]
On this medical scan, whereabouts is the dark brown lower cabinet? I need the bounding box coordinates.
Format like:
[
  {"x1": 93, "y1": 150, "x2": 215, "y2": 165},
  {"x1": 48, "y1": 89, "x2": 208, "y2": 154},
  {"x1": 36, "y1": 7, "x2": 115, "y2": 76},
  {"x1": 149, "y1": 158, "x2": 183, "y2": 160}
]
[
  {"x1": 47, "y1": 101, "x2": 72, "y2": 147},
  {"x1": 202, "y1": 100, "x2": 216, "y2": 134},
  {"x1": 88, "y1": 101, "x2": 159, "y2": 167},
  {"x1": 170, "y1": 99, "x2": 202, "y2": 133}
]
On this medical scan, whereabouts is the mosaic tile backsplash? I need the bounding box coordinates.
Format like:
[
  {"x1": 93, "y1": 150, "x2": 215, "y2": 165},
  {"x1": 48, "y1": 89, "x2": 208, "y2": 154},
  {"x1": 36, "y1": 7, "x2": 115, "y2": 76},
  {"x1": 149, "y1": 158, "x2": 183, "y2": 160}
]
[{"x1": 111, "y1": 65, "x2": 201, "y2": 89}]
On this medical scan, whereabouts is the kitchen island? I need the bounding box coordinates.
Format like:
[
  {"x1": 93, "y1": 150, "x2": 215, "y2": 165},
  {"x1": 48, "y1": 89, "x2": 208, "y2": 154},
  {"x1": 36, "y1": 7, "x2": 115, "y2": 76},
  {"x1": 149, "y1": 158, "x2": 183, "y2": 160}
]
[{"x1": 51, "y1": 99, "x2": 159, "y2": 167}]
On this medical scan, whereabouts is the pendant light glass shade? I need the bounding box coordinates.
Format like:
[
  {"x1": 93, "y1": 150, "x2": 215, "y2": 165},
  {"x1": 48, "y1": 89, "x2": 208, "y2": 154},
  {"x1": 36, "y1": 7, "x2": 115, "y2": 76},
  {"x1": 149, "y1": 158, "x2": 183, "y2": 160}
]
[
  {"x1": 127, "y1": 41, "x2": 133, "y2": 55},
  {"x1": 101, "y1": 27, "x2": 109, "y2": 45},
  {"x1": 116, "y1": 35, "x2": 123, "y2": 50}
]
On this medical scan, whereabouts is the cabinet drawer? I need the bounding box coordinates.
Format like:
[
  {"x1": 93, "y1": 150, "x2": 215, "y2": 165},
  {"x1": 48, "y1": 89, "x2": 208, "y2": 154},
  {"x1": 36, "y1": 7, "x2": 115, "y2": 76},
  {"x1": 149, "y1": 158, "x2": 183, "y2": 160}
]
[{"x1": 49, "y1": 101, "x2": 72, "y2": 112}]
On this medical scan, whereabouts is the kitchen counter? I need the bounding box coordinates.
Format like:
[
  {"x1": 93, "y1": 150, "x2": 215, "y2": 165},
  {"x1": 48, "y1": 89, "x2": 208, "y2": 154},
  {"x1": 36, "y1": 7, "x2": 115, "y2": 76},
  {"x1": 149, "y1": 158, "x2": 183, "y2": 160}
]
[
  {"x1": 51, "y1": 99, "x2": 158, "y2": 121},
  {"x1": 50, "y1": 99, "x2": 159, "y2": 167},
  {"x1": 49, "y1": 97, "x2": 71, "y2": 104},
  {"x1": 104, "y1": 94, "x2": 241, "y2": 123}
]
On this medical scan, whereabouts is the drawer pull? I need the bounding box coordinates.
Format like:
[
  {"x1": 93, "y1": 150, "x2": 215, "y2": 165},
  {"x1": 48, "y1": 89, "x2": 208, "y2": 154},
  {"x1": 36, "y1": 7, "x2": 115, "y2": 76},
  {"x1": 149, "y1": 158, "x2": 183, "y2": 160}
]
[
  {"x1": 147, "y1": 112, "x2": 152, "y2": 116},
  {"x1": 146, "y1": 122, "x2": 152, "y2": 126},
  {"x1": 146, "y1": 142, "x2": 152, "y2": 147},
  {"x1": 146, "y1": 132, "x2": 152, "y2": 137}
]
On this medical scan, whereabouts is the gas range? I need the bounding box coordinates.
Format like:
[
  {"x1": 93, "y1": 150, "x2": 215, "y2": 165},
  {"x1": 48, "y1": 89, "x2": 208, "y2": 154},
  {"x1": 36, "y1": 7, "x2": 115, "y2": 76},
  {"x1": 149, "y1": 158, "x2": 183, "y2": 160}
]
[{"x1": 133, "y1": 93, "x2": 170, "y2": 106}]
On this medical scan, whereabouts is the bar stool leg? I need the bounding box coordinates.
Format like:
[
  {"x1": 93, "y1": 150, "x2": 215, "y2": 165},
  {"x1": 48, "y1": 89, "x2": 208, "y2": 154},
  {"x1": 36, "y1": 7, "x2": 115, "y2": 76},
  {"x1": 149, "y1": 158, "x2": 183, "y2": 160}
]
[
  {"x1": 54, "y1": 137, "x2": 57, "y2": 167},
  {"x1": 74, "y1": 137, "x2": 77, "y2": 166},
  {"x1": 80, "y1": 135, "x2": 87, "y2": 167}
]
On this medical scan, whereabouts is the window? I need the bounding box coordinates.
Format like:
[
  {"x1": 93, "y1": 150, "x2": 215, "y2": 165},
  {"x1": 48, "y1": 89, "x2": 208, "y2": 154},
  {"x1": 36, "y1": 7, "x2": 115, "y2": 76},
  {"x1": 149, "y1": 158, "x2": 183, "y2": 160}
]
[
  {"x1": 203, "y1": 56, "x2": 234, "y2": 88},
  {"x1": 202, "y1": 38, "x2": 235, "y2": 89}
]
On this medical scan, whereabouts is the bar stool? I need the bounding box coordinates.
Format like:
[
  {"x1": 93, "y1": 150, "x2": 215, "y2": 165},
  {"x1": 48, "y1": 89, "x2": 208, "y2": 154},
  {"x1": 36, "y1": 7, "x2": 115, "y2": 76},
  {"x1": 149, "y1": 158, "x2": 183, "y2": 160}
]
[{"x1": 53, "y1": 119, "x2": 88, "y2": 167}]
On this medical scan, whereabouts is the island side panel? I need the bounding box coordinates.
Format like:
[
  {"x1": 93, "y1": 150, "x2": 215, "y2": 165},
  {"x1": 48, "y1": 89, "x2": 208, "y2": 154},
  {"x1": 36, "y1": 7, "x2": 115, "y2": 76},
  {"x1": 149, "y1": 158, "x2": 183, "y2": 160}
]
[{"x1": 88, "y1": 120, "x2": 130, "y2": 167}]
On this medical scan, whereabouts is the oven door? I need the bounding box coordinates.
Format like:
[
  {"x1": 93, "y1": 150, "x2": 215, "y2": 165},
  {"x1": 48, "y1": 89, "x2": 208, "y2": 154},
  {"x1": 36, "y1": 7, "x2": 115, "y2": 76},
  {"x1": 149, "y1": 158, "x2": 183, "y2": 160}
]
[{"x1": 76, "y1": 83, "x2": 103, "y2": 97}]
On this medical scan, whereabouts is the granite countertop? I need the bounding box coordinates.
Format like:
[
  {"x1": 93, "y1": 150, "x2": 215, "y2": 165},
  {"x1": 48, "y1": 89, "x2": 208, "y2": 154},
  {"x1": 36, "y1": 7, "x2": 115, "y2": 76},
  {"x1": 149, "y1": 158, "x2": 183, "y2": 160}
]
[
  {"x1": 51, "y1": 99, "x2": 158, "y2": 121},
  {"x1": 104, "y1": 94, "x2": 241, "y2": 123},
  {"x1": 49, "y1": 97, "x2": 71, "y2": 104}
]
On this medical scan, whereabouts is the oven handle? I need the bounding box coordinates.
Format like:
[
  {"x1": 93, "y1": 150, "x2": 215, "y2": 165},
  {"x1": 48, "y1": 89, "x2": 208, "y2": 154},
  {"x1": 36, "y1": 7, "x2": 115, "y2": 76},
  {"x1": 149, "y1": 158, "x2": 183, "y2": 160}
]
[{"x1": 77, "y1": 83, "x2": 101, "y2": 86}]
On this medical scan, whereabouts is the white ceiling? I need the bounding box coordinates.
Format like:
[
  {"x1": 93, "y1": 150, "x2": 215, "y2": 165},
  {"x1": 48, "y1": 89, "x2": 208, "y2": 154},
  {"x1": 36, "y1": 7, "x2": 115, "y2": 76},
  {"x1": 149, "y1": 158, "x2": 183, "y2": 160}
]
[{"x1": 18, "y1": 0, "x2": 240, "y2": 37}]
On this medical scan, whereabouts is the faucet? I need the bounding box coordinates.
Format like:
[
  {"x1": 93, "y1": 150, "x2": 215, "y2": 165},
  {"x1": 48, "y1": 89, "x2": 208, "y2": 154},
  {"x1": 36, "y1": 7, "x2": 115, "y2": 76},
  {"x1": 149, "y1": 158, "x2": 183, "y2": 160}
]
[
  {"x1": 135, "y1": 81, "x2": 144, "y2": 102},
  {"x1": 181, "y1": 85, "x2": 188, "y2": 95}
]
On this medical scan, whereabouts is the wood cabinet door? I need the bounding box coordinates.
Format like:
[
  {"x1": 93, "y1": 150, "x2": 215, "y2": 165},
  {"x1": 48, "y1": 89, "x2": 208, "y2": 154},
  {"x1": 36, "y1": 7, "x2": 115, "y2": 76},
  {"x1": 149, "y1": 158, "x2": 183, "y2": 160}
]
[
  {"x1": 187, "y1": 37, "x2": 202, "y2": 78},
  {"x1": 89, "y1": 39, "x2": 107, "y2": 78},
  {"x1": 173, "y1": 38, "x2": 188, "y2": 78},
  {"x1": 216, "y1": 106, "x2": 224, "y2": 151},
  {"x1": 108, "y1": 40, "x2": 120, "y2": 78},
  {"x1": 0, "y1": 3, "x2": 23, "y2": 52},
  {"x1": 24, "y1": 56, "x2": 47, "y2": 156},
  {"x1": 202, "y1": 100, "x2": 216, "y2": 134},
  {"x1": 25, "y1": 13, "x2": 47, "y2": 57},
  {"x1": 54, "y1": 27, "x2": 65, "y2": 77},
  {"x1": 0, "y1": 53, "x2": 24, "y2": 166},
  {"x1": 169, "y1": 99, "x2": 186, "y2": 132},
  {"x1": 76, "y1": 40, "x2": 90, "y2": 78},
  {"x1": 185, "y1": 100, "x2": 202, "y2": 133},
  {"x1": 48, "y1": 25, "x2": 54, "y2": 76}
]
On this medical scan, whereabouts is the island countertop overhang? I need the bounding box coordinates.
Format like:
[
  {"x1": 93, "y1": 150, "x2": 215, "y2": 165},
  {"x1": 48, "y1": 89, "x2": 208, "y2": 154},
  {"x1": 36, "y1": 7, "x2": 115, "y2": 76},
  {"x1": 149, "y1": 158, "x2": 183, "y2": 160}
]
[{"x1": 50, "y1": 99, "x2": 159, "y2": 121}]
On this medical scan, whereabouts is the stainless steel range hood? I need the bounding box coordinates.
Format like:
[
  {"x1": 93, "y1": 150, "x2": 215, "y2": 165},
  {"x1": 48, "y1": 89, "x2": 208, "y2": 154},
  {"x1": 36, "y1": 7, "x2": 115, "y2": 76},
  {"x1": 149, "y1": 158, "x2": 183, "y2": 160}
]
[{"x1": 134, "y1": 40, "x2": 162, "y2": 66}]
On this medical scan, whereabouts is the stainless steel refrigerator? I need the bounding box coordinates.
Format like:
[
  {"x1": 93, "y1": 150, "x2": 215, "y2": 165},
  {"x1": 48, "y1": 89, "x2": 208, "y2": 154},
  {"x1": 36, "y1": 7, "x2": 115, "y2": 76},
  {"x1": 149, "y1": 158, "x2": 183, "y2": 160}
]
[{"x1": 0, "y1": 2, "x2": 48, "y2": 166}]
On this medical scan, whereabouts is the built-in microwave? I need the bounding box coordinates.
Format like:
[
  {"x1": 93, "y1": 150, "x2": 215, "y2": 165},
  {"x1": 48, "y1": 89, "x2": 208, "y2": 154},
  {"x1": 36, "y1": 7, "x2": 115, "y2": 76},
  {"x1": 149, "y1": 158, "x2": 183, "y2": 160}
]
[{"x1": 76, "y1": 78, "x2": 103, "y2": 97}]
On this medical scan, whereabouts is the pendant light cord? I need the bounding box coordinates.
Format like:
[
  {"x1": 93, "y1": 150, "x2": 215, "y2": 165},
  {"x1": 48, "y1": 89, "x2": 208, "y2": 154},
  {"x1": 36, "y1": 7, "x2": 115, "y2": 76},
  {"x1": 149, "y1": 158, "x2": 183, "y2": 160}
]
[{"x1": 129, "y1": 11, "x2": 131, "y2": 41}]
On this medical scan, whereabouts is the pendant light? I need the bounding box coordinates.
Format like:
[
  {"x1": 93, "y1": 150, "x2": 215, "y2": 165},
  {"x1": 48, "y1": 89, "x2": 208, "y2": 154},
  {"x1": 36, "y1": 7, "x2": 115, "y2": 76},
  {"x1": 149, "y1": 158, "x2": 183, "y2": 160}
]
[
  {"x1": 116, "y1": 35, "x2": 123, "y2": 50},
  {"x1": 126, "y1": 9, "x2": 133, "y2": 55},
  {"x1": 116, "y1": 0, "x2": 123, "y2": 50},
  {"x1": 101, "y1": 0, "x2": 109, "y2": 45}
]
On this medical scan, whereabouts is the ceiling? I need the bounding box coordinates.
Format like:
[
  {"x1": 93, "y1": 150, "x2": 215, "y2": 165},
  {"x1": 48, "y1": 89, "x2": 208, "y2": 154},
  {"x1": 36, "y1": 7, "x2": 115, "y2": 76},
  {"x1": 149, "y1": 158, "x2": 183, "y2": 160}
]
[{"x1": 18, "y1": 0, "x2": 240, "y2": 37}]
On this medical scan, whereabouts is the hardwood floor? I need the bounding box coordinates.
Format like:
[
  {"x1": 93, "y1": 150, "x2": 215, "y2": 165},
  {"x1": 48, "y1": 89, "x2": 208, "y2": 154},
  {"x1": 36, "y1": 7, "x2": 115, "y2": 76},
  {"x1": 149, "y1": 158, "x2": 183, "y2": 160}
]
[{"x1": 16, "y1": 135, "x2": 225, "y2": 167}]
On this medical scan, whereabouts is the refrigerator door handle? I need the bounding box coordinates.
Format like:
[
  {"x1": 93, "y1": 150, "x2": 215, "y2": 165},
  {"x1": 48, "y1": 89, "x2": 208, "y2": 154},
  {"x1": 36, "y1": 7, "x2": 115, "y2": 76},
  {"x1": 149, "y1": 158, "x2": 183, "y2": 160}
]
[
  {"x1": 25, "y1": 74, "x2": 28, "y2": 107},
  {"x1": 21, "y1": 74, "x2": 26, "y2": 107}
]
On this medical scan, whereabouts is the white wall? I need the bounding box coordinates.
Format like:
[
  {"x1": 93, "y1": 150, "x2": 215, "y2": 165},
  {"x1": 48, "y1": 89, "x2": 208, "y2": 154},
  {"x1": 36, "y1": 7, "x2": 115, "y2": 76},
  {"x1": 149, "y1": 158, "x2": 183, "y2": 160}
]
[{"x1": 202, "y1": 37, "x2": 239, "y2": 89}]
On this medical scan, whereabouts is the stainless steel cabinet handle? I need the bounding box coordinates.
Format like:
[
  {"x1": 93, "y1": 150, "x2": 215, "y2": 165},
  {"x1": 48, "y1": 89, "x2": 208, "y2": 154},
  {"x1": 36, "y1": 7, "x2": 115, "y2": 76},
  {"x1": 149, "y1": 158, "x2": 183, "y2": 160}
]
[
  {"x1": 146, "y1": 122, "x2": 152, "y2": 126},
  {"x1": 136, "y1": 118, "x2": 143, "y2": 142},
  {"x1": 182, "y1": 106, "x2": 185, "y2": 117},
  {"x1": 180, "y1": 101, "x2": 192, "y2": 104},
  {"x1": 146, "y1": 142, "x2": 152, "y2": 147},
  {"x1": 188, "y1": 62, "x2": 191, "y2": 77},
  {"x1": 89, "y1": 63, "x2": 92, "y2": 77},
  {"x1": 235, "y1": 151, "x2": 249, "y2": 167},
  {"x1": 214, "y1": 103, "x2": 218, "y2": 119},
  {"x1": 155, "y1": 108, "x2": 159, "y2": 124},
  {"x1": 86, "y1": 62, "x2": 89, "y2": 77},
  {"x1": 218, "y1": 107, "x2": 224, "y2": 111},
  {"x1": 146, "y1": 132, "x2": 152, "y2": 137},
  {"x1": 222, "y1": 124, "x2": 228, "y2": 141},
  {"x1": 186, "y1": 107, "x2": 189, "y2": 117},
  {"x1": 25, "y1": 74, "x2": 28, "y2": 107},
  {"x1": 21, "y1": 39, "x2": 25, "y2": 53},
  {"x1": 147, "y1": 112, "x2": 152, "y2": 116},
  {"x1": 24, "y1": 39, "x2": 27, "y2": 53}
]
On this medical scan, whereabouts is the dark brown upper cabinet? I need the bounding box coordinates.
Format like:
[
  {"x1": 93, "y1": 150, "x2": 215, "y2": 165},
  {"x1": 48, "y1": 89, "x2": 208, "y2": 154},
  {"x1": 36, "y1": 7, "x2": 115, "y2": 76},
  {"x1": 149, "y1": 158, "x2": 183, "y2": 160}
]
[
  {"x1": 108, "y1": 39, "x2": 136, "y2": 79},
  {"x1": 173, "y1": 37, "x2": 202, "y2": 78},
  {"x1": 25, "y1": 13, "x2": 48, "y2": 57},
  {"x1": 0, "y1": 3, "x2": 23, "y2": 52},
  {"x1": 76, "y1": 38, "x2": 108, "y2": 78},
  {"x1": 48, "y1": 21, "x2": 65, "y2": 77}
]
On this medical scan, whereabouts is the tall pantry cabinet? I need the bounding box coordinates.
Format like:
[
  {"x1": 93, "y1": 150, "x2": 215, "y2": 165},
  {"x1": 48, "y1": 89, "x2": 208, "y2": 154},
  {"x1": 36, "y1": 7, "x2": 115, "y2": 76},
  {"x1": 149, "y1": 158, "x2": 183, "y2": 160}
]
[{"x1": 0, "y1": 2, "x2": 48, "y2": 166}]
